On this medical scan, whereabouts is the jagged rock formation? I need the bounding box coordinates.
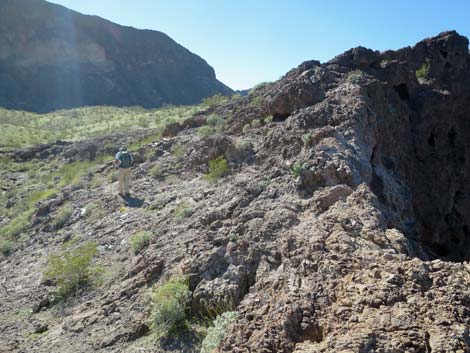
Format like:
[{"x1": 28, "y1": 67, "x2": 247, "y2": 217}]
[
  {"x1": 0, "y1": 0, "x2": 232, "y2": 113},
  {"x1": 1, "y1": 31, "x2": 470, "y2": 352}
]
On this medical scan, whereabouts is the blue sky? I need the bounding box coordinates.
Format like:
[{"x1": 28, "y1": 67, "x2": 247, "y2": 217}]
[{"x1": 50, "y1": 0, "x2": 470, "y2": 90}]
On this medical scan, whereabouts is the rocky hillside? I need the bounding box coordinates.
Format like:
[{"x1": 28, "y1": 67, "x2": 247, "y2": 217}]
[
  {"x1": 1, "y1": 31, "x2": 470, "y2": 352},
  {"x1": 0, "y1": 0, "x2": 232, "y2": 113}
]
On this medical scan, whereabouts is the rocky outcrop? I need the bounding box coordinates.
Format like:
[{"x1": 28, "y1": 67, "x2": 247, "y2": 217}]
[
  {"x1": 0, "y1": 0, "x2": 232, "y2": 113},
  {"x1": 1, "y1": 31, "x2": 470, "y2": 353}
]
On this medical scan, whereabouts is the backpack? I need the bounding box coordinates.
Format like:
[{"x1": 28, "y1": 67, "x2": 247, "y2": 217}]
[{"x1": 119, "y1": 151, "x2": 132, "y2": 168}]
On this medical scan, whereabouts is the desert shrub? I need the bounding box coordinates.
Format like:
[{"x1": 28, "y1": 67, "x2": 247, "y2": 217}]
[
  {"x1": 151, "y1": 277, "x2": 191, "y2": 336},
  {"x1": 251, "y1": 119, "x2": 262, "y2": 128},
  {"x1": 259, "y1": 178, "x2": 271, "y2": 190},
  {"x1": 302, "y1": 133, "x2": 312, "y2": 146},
  {"x1": 52, "y1": 205, "x2": 73, "y2": 230},
  {"x1": 130, "y1": 230, "x2": 153, "y2": 254},
  {"x1": 172, "y1": 144, "x2": 186, "y2": 162},
  {"x1": 234, "y1": 139, "x2": 251, "y2": 159},
  {"x1": 200, "y1": 311, "x2": 238, "y2": 353},
  {"x1": 205, "y1": 156, "x2": 230, "y2": 182},
  {"x1": 249, "y1": 95, "x2": 264, "y2": 108},
  {"x1": 416, "y1": 58, "x2": 431, "y2": 79},
  {"x1": 347, "y1": 69, "x2": 364, "y2": 83},
  {"x1": 264, "y1": 115, "x2": 273, "y2": 124},
  {"x1": 149, "y1": 164, "x2": 165, "y2": 179},
  {"x1": 0, "y1": 238, "x2": 13, "y2": 256},
  {"x1": 43, "y1": 241, "x2": 101, "y2": 298},
  {"x1": 174, "y1": 202, "x2": 194, "y2": 221},
  {"x1": 291, "y1": 161, "x2": 305, "y2": 178},
  {"x1": 83, "y1": 202, "x2": 104, "y2": 221},
  {"x1": 0, "y1": 211, "x2": 32, "y2": 238},
  {"x1": 198, "y1": 125, "x2": 213, "y2": 139},
  {"x1": 202, "y1": 94, "x2": 229, "y2": 107}
]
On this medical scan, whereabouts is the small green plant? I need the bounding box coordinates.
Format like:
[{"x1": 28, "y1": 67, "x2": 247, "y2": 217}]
[
  {"x1": 264, "y1": 115, "x2": 273, "y2": 124},
  {"x1": 347, "y1": 69, "x2": 364, "y2": 83},
  {"x1": 302, "y1": 133, "x2": 312, "y2": 146},
  {"x1": 416, "y1": 58, "x2": 431, "y2": 79},
  {"x1": 291, "y1": 161, "x2": 305, "y2": 178},
  {"x1": 259, "y1": 178, "x2": 271, "y2": 190},
  {"x1": 228, "y1": 232, "x2": 238, "y2": 243},
  {"x1": 43, "y1": 241, "x2": 101, "y2": 299},
  {"x1": 0, "y1": 238, "x2": 13, "y2": 256},
  {"x1": 174, "y1": 202, "x2": 194, "y2": 221},
  {"x1": 205, "y1": 156, "x2": 230, "y2": 182},
  {"x1": 149, "y1": 163, "x2": 165, "y2": 179},
  {"x1": 242, "y1": 124, "x2": 251, "y2": 133},
  {"x1": 52, "y1": 205, "x2": 73, "y2": 230},
  {"x1": 0, "y1": 211, "x2": 32, "y2": 238},
  {"x1": 200, "y1": 311, "x2": 238, "y2": 353},
  {"x1": 130, "y1": 230, "x2": 153, "y2": 254},
  {"x1": 251, "y1": 119, "x2": 262, "y2": 128},
  {"x1": 151, "y1": 277, "x2": 191, "y2": 336},
  {"x1": 198, "y1": 125, "x2": 213, "y2": 139},
  {"x1": 202, "y1": 94, "x2": 229, "y2": 107},
  {"x1": 172, "y1": 144, "x2": 186, "y2": 162},
  {"x1": 249, "y1": 95, "x2": 264, "y2": 108}
]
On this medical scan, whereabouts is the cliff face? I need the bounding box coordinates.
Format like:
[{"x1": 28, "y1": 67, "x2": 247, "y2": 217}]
[
  {"x1": 1, "y1": 32, "x2": 470, "y2": 353},
  {"x1": 0, "y1": 0, "x2": 232, "y2": 112}
]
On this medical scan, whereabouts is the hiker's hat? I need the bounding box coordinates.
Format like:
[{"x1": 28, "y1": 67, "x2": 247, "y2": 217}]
[{"x1": 120, "y1": 145, "x2": 128, "y2": 151}]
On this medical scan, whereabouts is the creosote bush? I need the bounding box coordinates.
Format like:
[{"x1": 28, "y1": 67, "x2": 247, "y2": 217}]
[
  {"x1": 200, "y1": 311, "x2": 238, "y2": 353},
  {"x1": 130, "y1": 230, "x2": 153, "y2": 254},
  {"x1": 43, "y1": 241, "x2": 102, "y2": 299},
  {"x1": 205, "y1": 156, "x2": 230, "y2": 182},
  {"x1": 151, "y1": 277, "x2": 191, "y2": 336}
]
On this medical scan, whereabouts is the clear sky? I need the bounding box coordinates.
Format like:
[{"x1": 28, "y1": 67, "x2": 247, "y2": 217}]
[{"x1": 49, "y1": 0, "x2": 470, "y2": 90}]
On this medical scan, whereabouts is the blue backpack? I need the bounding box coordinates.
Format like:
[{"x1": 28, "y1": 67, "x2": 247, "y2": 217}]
[{"x1": 119, "y1": 152, "x2": 132, "y2": 168}]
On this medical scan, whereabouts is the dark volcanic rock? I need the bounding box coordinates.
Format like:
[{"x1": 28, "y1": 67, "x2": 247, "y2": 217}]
[
  {"x1": 2, "y1": 31, "x2": 470, "y2": 353},
  {"x1": 0, "y1": 0, "x2": 232, "y2": 113}
]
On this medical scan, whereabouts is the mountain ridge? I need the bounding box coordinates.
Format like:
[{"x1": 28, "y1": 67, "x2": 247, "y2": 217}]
[{"x1": 0, "y1": 0, "x2": 232, "y2": 113}]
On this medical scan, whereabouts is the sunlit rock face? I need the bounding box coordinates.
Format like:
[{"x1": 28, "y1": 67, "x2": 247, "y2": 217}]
[{"x1": 0, "y1": 0, "x2": 232, "y2": 112}]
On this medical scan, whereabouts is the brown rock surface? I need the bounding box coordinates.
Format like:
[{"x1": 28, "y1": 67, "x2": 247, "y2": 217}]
[{"x1": 1, "y1": 31, "x2": 470, "y2": 352}]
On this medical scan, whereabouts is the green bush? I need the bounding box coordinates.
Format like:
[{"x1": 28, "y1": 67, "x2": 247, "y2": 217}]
[
  {"x1": 416, "y1": 58, "x2": 431, "y2": 79},
  {"x1": 251, "y1": 119, "x2": 262, "y2": 128},
  {"x1": 151, "y1": 277, "x2": 191, "y2": 336},
  {"x1": 205, "y1": 156, "x2": 230, "y2": 182},
  {"x1": 264, "y1": 115, "x2": 273, "y2": 124},
  {"x1": 52, "y1": 205, "x2": 73, "y2": 230},
  {"x1": 174, "y1": 202, "x2": 194, "y2": 221},
  {"x1": 149, "y1": 164, "x2": 164, "y2": 179},
  {"x1": 291, "y1": 161, "x2": 305, "y2": 178},
  {"x1": 130, "y1": 230, "x2": 153, "y2": 254},
  {"x1": 172, "y1": 144, "x2": 186, "y2": 162},
  {"x1": 43, "y1": 241, "x2": 101, "y2": 298},
  {"x1": 302, "y1": 133, "x2": 312, "y2": 146},
  {"x1": 200, "y1": 311, "x2": 237, "y2": 353},
  {"x1": 347, "y1": 69, "x2": 364, "y2": 83},
  {"x1": 242, "y1": 124, "x2": 251, "y2": 133},
  {"x1": 202, "y1": 94, "x2": 229, "y2": 107},
  {"x1": 198, "y1": 125, "x2": 213, "y2": 139},
  {"x1": 0, "y1": 238, "x2": 13, "y2": 256},
  {"x1": 0, "y1": 211, "x2": 32, "y2": 238}
]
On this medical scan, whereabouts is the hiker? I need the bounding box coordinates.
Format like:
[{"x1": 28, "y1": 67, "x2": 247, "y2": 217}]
[{"x1": 114, "y1": 145, "x2": 133, "y2": 196}]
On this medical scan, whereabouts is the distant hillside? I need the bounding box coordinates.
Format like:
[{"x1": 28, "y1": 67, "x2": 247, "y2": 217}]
[{"x1": 0, "y1": 0, "x2": 232, "y2": 113}]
